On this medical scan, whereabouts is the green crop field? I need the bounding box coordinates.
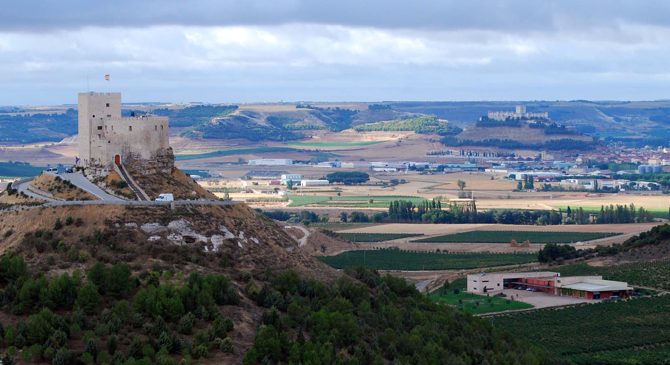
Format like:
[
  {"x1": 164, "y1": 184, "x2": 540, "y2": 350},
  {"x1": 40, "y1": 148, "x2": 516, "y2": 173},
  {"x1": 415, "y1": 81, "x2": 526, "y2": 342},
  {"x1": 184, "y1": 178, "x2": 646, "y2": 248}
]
[
  {"x1": 175, "y1": 146, "x2": 299, "y2": 161},
  {"x1": 336, "y1": 232, "x2": 424, "y2": 242},
  {"x1": 490, "y1": 296, "x2": 670, "y2": 364},
  {"x1": 0, "y1": 162, "x2": 44, "y2": 178},
  {"x1": 568, "y1": 344, "x2": 670, "y2": 365},
  {"x1": 554, "y1": 261, "x2": 670, "y2": 290},
  {"x1": 288, "y1": 195, "x2": 425, "y2": 208},
  {"x1": 310, "y1": 222, "x2": 382, "y2": 231},
  {"x1": 288, "y1": 140, "x2": 384, "y2": 148},
  {"x1": 318, "y1": 249, "x2": 537, "y2": 270},
  {"x1": 413, "y1": 231, "x2": 618, "y2": 244}
]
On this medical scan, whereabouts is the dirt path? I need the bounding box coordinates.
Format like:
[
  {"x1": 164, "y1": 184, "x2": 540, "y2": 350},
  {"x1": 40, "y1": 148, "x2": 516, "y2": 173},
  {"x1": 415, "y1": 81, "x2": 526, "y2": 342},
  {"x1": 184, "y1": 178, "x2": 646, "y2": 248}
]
[{"x1": 284, "y1": 225, "x2": 310, "y2": 246}]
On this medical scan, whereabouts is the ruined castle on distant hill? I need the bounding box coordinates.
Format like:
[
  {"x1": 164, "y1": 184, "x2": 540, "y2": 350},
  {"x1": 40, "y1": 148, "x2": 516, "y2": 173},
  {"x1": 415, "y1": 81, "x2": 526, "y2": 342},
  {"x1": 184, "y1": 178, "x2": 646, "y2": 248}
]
[{"x1": 78, "y1": 92, "x2": 171, "y2": 172}]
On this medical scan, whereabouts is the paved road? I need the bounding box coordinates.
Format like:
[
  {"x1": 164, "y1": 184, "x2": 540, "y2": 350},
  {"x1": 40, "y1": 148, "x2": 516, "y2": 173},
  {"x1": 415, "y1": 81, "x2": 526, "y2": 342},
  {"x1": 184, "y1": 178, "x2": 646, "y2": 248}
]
[
  {"x1": 42, "y1": 199, "x2": 237, "y2": 207},
  {"x1": 11, "y1": 174, "x2": 237, "y2": 208},
  {"x1": 13, "y1": 177, "x2": 55, "y2": 201},
  {"x1": 48, "y1": 172, "x2": 124, "y2": 202}
]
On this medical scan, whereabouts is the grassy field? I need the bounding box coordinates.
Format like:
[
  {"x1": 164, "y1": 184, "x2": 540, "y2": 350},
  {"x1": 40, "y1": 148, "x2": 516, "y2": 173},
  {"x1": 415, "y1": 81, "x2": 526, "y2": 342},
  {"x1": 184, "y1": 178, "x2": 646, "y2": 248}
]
[
  {"x1": 287, "y1": 140, "x2": 384, "y2": 148},
  {"x1": 318, "y1": 249, "x2": 537, "y2": 270},
  {"x1": 490, "y1": 296, "x2": 670, "y2": 364},
  {"x1": 175, "y1": 146, "x2": 299, "y2": 161},
  {"x1": 554, "y1": 261, "x2": 670, "y2": 290},
  {"x1": 311, "y1": 222, "x2": 382, "y2": 231},
  {"x1": 288, "y1": 194, "x2": 425, "y2": 208},
  {"x1": 430, "y1": 277, "x2": 533, "y2": 314},
  {"x1": 336, "y1": 232, "x2": 424, "y2": 242},
  {"x1": 431, "y1": 290, "x2": 533, "y2": 314},
  {"x1": 413, "y1": 231, "x2": 618, "y2": 244}
]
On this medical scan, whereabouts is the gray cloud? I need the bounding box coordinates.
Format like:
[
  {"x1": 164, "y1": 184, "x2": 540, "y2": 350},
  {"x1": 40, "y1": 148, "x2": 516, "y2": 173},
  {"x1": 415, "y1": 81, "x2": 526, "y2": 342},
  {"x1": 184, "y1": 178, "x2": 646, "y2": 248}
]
[
  {"x1": 2, "y1": 1, "x2": 670, "y2": 104},
  {"x1": 5, "y1": 0, "x2": 670, "y2": 33}
]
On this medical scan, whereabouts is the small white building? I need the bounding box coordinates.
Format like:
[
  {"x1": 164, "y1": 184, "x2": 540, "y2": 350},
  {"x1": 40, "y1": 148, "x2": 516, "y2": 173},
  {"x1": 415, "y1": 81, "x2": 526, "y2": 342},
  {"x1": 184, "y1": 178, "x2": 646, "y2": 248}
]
[
  {"x1": 300, "y1": 179, "x2": 330, "y2": 187},
  {"x1": 248, "y1": 159, "x2": 293, "y2": 166},
  {"x1": 280, "y1": 174, "x2": 302, "y2": 184}
]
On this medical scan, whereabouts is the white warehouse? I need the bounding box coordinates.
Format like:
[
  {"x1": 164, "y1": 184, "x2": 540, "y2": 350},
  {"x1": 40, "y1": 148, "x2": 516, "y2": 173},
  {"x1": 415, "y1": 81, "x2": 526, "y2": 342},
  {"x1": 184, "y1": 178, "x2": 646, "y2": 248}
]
[{"x1": 300, "y1": 179, "x2": 330, "y2": 187}]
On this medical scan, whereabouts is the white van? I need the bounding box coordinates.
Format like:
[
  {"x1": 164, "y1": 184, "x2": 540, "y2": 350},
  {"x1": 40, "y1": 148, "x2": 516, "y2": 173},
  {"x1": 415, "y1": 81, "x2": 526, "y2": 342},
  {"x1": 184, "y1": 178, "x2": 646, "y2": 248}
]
[{"x1": 155, "y1": 193, "x2": 174, "y2": 202}]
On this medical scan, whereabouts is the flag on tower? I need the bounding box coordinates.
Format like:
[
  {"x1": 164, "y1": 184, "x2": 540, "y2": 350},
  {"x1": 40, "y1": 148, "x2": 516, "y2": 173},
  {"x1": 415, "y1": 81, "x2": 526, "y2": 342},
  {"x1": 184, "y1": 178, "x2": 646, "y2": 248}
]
[{"x1": 104, "y1": 74, "x2": 110, "y2": 81}]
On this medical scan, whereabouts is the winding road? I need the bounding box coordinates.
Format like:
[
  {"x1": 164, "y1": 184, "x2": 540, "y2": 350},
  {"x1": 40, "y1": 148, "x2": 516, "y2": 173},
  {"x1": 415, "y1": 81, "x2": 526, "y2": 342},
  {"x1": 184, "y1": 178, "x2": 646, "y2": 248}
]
[{"x1": 11, "y1": 173, "x2": 236, "y2": 208}]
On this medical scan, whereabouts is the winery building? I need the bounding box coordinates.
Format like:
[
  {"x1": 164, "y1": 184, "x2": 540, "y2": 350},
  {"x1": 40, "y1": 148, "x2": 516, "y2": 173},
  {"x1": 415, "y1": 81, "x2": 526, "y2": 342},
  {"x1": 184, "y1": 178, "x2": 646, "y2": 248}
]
[{"x1": 467, "y1": 271, "x2": 633, "y2": 300}]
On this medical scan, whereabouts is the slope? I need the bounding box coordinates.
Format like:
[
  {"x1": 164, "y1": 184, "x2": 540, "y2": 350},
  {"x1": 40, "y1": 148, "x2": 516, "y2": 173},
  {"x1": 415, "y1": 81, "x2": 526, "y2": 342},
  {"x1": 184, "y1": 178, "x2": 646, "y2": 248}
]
[{"x1": 0, "y1": 203, "x2": 549, "y2": 364}]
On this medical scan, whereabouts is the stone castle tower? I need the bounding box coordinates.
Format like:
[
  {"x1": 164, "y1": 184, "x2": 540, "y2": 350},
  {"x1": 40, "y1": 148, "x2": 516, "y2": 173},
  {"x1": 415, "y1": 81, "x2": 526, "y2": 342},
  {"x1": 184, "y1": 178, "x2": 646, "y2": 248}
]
[{"x1": 78, "y1": 92, "x2": 170, "y2": 170}]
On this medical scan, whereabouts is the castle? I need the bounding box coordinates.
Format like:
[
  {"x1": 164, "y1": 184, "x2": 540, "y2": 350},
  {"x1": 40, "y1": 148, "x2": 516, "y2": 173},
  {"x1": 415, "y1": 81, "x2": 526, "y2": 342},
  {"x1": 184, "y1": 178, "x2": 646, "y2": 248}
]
[
  {"x1": 78, "y1": 92, "x2": 170, "y2": 170},
  {"x1": 487, "y1": 105, "x2": 549, "y2": 121}
]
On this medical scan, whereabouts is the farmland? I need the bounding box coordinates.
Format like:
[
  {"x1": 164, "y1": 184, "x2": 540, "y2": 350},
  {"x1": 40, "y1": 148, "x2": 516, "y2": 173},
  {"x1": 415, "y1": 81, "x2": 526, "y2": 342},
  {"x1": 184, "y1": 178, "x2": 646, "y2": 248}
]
[
  {"x1": 554, "y1": 261, "x2": 670, "y2": 290},
  {"x1": 317, "y1": 249, "x2": 537, "y2": 270},
  {"x1": 490, "y1": 296, "x2": 670, "y2": 364},
  {"x1": 414, "y1": 231, "x2": 618, "y2": 244},
  {"x1": 175, "y1": 146, "x2": 299, "y2": 161},
  {"x1": 0, "y1": 161, "x2": 44, "y2": 177},
  {"x1": 336, "y1": 232, "x2": 424, "y2": 242},
  {"x1": 288, "y1": 194, "x2": 425, "y2": 208},
  {"x1": 287, "y1": 140, "x2": 384, "y2": 148}
]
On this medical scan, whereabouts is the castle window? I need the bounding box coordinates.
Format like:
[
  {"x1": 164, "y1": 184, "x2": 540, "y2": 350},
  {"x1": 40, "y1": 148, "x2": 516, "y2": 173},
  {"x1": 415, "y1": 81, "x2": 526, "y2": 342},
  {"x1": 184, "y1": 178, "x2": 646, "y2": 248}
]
[
  {"x1": 161, "y1": 125, "x2": 164, "y2": 130},
  {"x1": 97, "y1": 134, "x2": 101, "y2": 139},
  {"x1": 92, "y1": 115, "x2": 95, "y2": 118},
  {"x1": 106, "y1": 103, "x2": 110, "y2": 107},
  {"x1": 97, "y1": 126, "x2": 102, "y2": 130},
  {"x1": 129, "y1": 126, "x2": 132, "y2": 131},
  {"x1": 155, "y1": 125, "x2": 157, "y2": 131},
  {"x1": 107, "y1": 114, "x2": 111, "y2": 118}
]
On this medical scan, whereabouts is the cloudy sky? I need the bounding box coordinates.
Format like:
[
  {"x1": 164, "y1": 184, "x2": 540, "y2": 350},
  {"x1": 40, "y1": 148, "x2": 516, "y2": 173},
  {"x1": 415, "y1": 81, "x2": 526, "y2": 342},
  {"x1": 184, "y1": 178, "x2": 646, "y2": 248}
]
[{"x1": 2, "y1": 0, "x2": 670, "y2": 104}]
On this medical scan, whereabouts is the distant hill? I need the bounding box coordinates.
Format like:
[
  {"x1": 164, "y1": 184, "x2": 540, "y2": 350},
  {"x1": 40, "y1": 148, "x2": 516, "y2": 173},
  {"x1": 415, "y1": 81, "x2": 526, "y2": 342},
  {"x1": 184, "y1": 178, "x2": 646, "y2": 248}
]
[
  {"x1": 450, "y1": 123, "x2": 595, "y2": 150},
  {"x1": 3, "y1": 100, "x2": 670, "y2": 146}
]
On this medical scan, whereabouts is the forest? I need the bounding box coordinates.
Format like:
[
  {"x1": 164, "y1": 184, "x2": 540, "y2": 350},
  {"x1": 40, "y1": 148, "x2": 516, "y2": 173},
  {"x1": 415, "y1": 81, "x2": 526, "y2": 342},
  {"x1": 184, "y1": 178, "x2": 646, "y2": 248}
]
[{"x1": 243, "y1": 269, "x2": 548, "y2": 364}]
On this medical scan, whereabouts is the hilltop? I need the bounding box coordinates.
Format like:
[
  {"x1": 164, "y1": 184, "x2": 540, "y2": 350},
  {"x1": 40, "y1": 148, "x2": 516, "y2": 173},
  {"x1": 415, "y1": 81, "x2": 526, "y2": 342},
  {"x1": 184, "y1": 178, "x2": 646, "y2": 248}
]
[{"x1": 0, "y1": 202, "x2": 549, "y2": 364}]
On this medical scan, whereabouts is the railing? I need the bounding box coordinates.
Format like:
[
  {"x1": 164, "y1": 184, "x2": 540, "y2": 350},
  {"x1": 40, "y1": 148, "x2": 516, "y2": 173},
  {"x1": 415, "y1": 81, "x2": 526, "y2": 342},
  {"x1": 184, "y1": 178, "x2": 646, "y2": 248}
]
[{"x1": 114, "y1": 161, "x2": 149, "y2": 201}]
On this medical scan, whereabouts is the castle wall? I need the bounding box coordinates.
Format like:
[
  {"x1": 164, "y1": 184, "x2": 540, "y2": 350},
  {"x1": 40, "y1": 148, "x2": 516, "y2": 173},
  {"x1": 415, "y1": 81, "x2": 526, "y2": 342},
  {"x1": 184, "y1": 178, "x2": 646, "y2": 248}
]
[
  {"x1": 78, "y1": 92, "x2": 170, "y2": 169},
  {"x1": 78, "y1": 92, "x2": 121, "y2": 164}
]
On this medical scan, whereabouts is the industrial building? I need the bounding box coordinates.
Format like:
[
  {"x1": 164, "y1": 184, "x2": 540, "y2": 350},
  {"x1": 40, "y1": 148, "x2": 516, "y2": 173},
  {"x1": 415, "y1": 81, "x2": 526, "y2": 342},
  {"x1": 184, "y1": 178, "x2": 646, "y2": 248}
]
[
  {"x1": 280, "y1": 174, "x2": 302, "y2": 184},
  {"x1": 248, "y1": 159, "x2": 293, "y2": 166},
  {"x1": 299, "y1": 179, "x2": 330, "y2": 187},
  {"x1": 467, "y1": 272, "x2": 633, "y2": 300}
]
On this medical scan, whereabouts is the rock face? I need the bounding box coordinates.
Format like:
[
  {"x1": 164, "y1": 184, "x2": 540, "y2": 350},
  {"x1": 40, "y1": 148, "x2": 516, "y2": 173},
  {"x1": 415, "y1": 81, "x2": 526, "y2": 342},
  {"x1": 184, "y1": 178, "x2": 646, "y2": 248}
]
[
  {"x1": 122, "y1": 149, "x2": 215, "y2": 200},
  {"x1": 124, "y1": 147, "x2": 175, "y2": 175}
]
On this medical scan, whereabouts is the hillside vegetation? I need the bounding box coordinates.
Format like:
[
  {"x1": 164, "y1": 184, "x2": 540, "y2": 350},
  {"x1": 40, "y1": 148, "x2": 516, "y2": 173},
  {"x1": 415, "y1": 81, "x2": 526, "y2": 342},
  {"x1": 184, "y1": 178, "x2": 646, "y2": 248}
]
[
  {"x1": 0, "y1": 203, "x2": 550, "y2": 364},
  {"x1": 354, "y1": 116, "x2": 461, "y2": 136}
]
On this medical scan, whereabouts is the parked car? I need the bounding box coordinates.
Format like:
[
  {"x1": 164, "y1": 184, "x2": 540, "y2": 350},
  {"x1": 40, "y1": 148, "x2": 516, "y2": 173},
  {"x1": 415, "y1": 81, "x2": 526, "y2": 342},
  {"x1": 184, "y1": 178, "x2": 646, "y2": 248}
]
[{"x1": 155, "y1": 193, "x2": 174, "y2": 202}]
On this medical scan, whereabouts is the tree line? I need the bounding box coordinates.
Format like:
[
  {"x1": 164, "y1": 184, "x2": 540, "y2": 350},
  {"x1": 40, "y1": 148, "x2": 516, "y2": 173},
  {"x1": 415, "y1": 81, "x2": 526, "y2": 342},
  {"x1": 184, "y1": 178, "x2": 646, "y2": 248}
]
[{"x1": 378, "y1": 200, "x2": 655, "y2": 225}]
